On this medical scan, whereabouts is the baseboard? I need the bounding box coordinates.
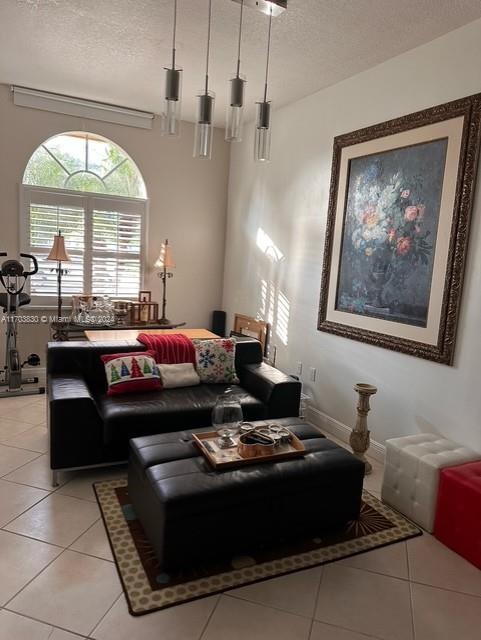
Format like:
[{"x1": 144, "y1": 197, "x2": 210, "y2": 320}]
[{"x1": 307, "y1": 406, "x2": 385, "y2": 463}]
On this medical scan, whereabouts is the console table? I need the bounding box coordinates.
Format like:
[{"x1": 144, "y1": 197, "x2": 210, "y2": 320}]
[
  {"x1": 84, "y1": 328, "x2": 218, "y2": 342},
  {"x1": 51, "y1": 321, "x2": 186, "y2": 341}
]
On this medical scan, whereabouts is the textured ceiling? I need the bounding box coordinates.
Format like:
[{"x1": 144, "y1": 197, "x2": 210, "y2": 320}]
[{"x1": 1, "y1": 0, "x2": 481, "y2": 126}]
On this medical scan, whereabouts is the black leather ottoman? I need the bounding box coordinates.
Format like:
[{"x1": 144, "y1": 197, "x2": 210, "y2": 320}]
[{"x1": 128, "y1": 418, "x2": 364, "y2": 570}]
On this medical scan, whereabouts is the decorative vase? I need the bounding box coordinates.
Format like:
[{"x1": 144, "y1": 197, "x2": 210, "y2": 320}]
[
  {"x1": 366, "y1": 246, "x2": 393, "y2": 313},
  {"x1": 350, "y1": 383, "x2": 378, "y2": 475},
  {"x1": 211, "y1": 388, "x2": 243, "y2": 449}
]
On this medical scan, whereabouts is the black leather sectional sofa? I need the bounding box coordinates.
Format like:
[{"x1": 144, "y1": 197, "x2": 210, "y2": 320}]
[{"x1": 47, "y1": 337, "x2": 301, "y2": 479}]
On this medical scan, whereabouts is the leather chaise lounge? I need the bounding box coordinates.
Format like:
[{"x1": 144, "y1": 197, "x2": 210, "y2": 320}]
[{"x1": 47, "y1": 338, "x2": 301, "y2": 484}]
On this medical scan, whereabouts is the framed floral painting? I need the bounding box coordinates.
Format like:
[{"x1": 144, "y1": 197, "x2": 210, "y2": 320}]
[{"x1": 318, "y1": 94, "x2": 481, "y2": 364}]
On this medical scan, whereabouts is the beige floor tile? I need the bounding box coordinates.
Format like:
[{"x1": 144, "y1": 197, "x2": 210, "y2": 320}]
[
  {"x1": 56, "y1": 465, "x2": 127, "y2": 503},
  {"x1": 0, "y1": 443, "x2": 40, "y2": 475},
  {"x1": 363, "y1": 464, "x2": 384, "y2": 496},
  {"x1": 5, "y1": 493, "x2": 99, "y2": 547},
  {"x1": 2, "y1": 401, "x2": 47, "y2": 425},
  {"x1": 92, "y1": 594, "x2": 218, "y2": 640},
  {"x1": 339, "y1": 541, "x2": 408, "y2": 579},
  {"x1": 0, "y1": 611, "x2": 83, "y2": 640},
  {"x1": 3, "y1": 454, "x2": 70, "y2": 491},
  {"x1": 228, "y1": 567, "x2": 322, "y2": 617},
  {"x1": 0, "y1": 417, "x2": 36, "y2": 439},
  {"x1": 315, "y1": 565, "x2": 413, "y2": 640},
  {"x1": 0, "y1": 610, "x2": 53, "y2": 640},
  {"x1": 70, "y1": 520, "x2": 113, "y2": 561},
  {"x1": 8, "y1": 550, "x2": 121, "y2": 636},
  {"x1": 0, "y1": 395, "x2": 43, "y2": 412},
  {"x1": 49, "y1": 630, "x2": 85, "y2": 640},
  {"x1": 202, "y1": 595, "x2": 311, "y2": 640},
  {"x1": 408, "y1": 533, "x2": 481, "y2": 597},
  {"x1": 1, "y1": 425, "x2": 48, "y2": 453},
  {"x1": 0, "y1": 611, "x2": 82, "y2": 640},
  {"x1": 0, "y1": 529, "x2": 62, "y2": 605},
  {"x1": 411, "y1": 582, "x2": 481, "y2": 640},
  {"x1": 0, "y1": 478, "x2": 48, "y2": 527},
  {"x1": 310, "y1": 621, "x2": 381, "y2": 640}
]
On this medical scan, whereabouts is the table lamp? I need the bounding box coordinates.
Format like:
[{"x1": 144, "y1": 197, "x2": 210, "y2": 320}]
[
  {"x1": 155, "y1": 239, "x2": 176, "y2": 325},
  {"x1": 47, "y1": 230, "x2": 71, "y2": 321}
]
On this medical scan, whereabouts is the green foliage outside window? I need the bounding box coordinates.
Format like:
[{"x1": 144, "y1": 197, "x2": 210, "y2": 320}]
[{"x1": 23, "y1": 132, "x2": 146, "y2": 198}]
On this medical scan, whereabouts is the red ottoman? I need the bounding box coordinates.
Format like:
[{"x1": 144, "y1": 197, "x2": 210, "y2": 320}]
[{"x1": 434, "y1": 461, "x2": 481, "y2": 569}]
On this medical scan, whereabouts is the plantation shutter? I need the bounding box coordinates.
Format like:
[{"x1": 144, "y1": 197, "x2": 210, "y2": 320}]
[
  {"x1": 22, "y1": 187, "x2": 146, "y2": 304},
  {"x1": 27, "y1": 194, "x2": 86, "y2": 297},
  {"x1": 91, "y1": 208, "x2": 142, "y2": 297}
]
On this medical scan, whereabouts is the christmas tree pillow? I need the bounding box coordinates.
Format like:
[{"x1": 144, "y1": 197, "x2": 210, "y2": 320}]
[
  {"x1": 192, "y1": 338, "x2": 240, "y2": 384},
  {"x1": 101, "y1": 351, "x2": 162, "y2": 396}
]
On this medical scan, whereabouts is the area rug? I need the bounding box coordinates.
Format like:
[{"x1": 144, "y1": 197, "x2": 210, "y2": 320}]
[{"x1": 94, "y1": 479, "x2": 421, "y2": 616}]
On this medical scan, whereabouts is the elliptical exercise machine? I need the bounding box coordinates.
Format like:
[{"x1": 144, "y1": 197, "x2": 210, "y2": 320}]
[{"x1": 0, "y1": 252, "x2": 45, "y2": 397}]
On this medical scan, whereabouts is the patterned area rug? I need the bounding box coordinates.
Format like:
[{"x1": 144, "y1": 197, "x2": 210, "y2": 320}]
[{"x1": 94, "y1": 479, "x2": 421, "y2": 616}]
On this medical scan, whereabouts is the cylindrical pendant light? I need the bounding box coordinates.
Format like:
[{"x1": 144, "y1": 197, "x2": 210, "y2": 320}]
[
  {"x1": 194, "y1": 0, "x2": 215, "y2": 159},
  {"x1": 161, "y1": 0, "x2": 182, "y2": 137},
  {"x1": 226, "y1": 0, "x2": 246, "y2": 142},
  {"x1": 255, "y1": 5, "x2": 273, "y2": 163}
]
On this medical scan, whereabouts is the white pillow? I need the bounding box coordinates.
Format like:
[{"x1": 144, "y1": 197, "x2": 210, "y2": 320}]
[{"x1": 158, "y1": 363, "x2": 200, "y2": 389}]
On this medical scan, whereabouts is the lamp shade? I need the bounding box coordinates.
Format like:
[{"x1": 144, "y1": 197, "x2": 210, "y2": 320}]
[
  {"x1": 47, "y1": 232, "x2": 71, "y2": 262},
  {"x1": 155, "y1": 239, "x2": 176, "y2": 269}
]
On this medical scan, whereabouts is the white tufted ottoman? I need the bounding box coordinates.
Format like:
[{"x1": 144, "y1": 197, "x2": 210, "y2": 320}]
[{"x1": 381, "y1": 434, "x2": 480, "y2": 532}]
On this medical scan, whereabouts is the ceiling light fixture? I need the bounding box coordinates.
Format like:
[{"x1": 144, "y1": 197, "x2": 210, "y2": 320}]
[
  {"x1": 255, "y1": 4, "x2": 274, "y2": 163},
  {"x1": 193, "y1": 0, "x2": 215, "y2": 159},
  {"x1": 225, "y1": 0, "x2": 246, "y2": 143},
  {"x1": 161, "y1": 0, "x2": 182, "y2": 137}
]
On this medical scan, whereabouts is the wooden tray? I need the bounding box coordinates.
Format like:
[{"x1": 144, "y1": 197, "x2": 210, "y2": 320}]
[{"x1": 192, "y1": 429, "x2": 306, "y2": 470}]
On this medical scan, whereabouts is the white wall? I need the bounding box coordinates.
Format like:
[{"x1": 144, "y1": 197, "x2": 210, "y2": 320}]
[
  {"x1": 223, "y1": 18, "x2": 481, "y2": 453},
  {"x1": 0, "y1": 84, "x2": 229, "y2": 362}
]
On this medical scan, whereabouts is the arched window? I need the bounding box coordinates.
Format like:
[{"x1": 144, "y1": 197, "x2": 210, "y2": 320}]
[
  {"x1": 23, "y1": 132, "x2": 146, "y2": 198},
  {"x1": 21, "y1": 132, "x2": 147, "y2": 303}
]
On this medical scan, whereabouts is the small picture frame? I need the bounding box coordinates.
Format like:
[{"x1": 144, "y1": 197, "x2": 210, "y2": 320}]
[
  {"x1": 139, "y1": 290, "x2": 152, "y2": 303},
  {"x1": 131, "y1": 302, "x2": 159, "y2": 324}
]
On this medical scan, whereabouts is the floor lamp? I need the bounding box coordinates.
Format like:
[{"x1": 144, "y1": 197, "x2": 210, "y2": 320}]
[
  {"x1": 47, "y1": 230, "x2": 71, "y2": 321},
  {"x1": 155, "y1": 239, "x2": 176, "y2": 326}
]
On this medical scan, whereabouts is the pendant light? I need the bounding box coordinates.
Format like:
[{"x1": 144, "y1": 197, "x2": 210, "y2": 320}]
[
  {"x1": 194, "y1": 0, "x2": 215, "y2": 159},
  {"x1": 255, "y1": 4, "x2": 273, "y2": 163},
  {"x1": 161, "y1": 0, "x2": 182, "y2": 137},
  {"x1": 225, "y1": 0, "x2": 246, "y2": 142}
]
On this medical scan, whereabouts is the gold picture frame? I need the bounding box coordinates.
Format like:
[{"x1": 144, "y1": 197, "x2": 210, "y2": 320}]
[{"x1": 318, "y1": 93, "x2": 481, "y2": 365}]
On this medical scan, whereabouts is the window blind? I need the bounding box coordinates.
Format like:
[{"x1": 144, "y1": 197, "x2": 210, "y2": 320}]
[
  {"x1": 91, "y1": 210, "x2": 142, "y2": 296},
  {"x1": 26, "y1": 199, "x2": 144, "y2": 299},
  {"x1": 29, "y1": 203, "x2": 85, "y2": 296}
]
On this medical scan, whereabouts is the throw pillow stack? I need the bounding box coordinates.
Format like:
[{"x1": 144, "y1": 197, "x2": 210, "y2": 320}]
[{"x1": 102, "y1": 337, "x2": 239, "y2": 395}]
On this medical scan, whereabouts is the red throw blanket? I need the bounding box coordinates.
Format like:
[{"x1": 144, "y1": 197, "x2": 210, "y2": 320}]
[{"x1": 137, "y1": 333, "x2": 196, "y2": 366}]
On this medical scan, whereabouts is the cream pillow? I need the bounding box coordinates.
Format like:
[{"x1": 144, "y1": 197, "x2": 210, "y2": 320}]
[{"x1": 158, "y1": 363, "x2": 200, "y2": 389}]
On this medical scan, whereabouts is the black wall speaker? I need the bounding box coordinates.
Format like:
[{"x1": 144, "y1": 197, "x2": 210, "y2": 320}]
[{"x1": 212, "y1": 310, "x2": 226, "y2": 337}]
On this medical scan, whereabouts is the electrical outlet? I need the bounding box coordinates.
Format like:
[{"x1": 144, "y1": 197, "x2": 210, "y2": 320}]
[
  {"x1": 309, "y1": 367, "x2": 316, "y2": 382},
  {"x1": 296, "y1": 362, "x2": 303, "y2": 376}
]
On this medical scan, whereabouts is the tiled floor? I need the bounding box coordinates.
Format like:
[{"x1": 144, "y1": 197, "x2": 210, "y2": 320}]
[{"x1": 0, "y1": 394, "x2": 480, "y2": 640}]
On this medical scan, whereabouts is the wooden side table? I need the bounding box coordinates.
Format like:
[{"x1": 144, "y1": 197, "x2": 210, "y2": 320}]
[{"x1": 51, "y1": 321, "x2": 186, "y2": 342}]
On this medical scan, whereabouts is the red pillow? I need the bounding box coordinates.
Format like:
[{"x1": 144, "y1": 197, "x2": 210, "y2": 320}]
[{"x1": 101, "y1": 351, "x2": 162, "y2": 396}]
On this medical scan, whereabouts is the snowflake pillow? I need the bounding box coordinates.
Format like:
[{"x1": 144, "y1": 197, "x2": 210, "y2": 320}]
[
  {"x1": 101, "y1": 351, "x2": 162, "y2": 396},
  {"x1": 192, "y1": 338, "x2": 240, "y2": 384}
]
